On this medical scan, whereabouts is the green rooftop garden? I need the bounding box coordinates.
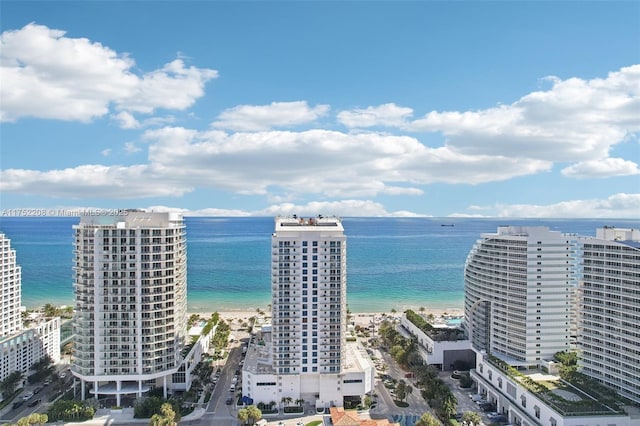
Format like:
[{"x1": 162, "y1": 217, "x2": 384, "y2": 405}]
[
  {"x1": 404, "y1": 309, "x2": 466, "y2": 342},
  {"x1": 486, "y1": 354, "x2": 626, "y2": 417}
]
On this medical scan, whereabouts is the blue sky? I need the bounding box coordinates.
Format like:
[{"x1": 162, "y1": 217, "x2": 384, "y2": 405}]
[{"x1": 1, "y1": 1, "x2": 639, "y2": 218}]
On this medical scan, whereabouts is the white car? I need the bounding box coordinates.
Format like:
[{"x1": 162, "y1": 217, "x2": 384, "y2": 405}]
[{"x1": 22, "y1": 392, "x2": 34, "y2": 401}]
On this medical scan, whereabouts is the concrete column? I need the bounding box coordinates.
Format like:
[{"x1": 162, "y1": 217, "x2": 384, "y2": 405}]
[
  {"x1": 81, "y1": 380, "x2": 86, "y2": 401},
  {"x1": 116, "y1": 381, "x2": 121, "y2": 407},
  {"x1": 163, "y1": 375, "x2": 167, "y2": 399},
  {"x1": 138, "y1": 380, "x2": 142, "y2": 398},
  {"x1": 94, "y1": 380, "x2": 99, "y2": 403}
]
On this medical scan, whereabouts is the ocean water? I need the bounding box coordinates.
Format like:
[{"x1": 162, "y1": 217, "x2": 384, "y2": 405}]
[{"x1": 0, "y1": 216, "x2": 637, "y2": 313}]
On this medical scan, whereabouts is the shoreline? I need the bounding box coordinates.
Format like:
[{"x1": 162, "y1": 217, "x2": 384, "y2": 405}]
[{"x1": 193, "y1": 306, "x2": 464, "y2": 329}]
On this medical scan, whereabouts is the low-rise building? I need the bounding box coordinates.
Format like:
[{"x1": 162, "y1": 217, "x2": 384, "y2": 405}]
[
  {"x1": 172, "y1": 320, "x2": 217, "y2": 392},
  {"x1": 399, "y1": 313, "x2": 474, "y2": 370},
  {"x1": 472, "y1": 351, "x2": 634, "y2": 426}
]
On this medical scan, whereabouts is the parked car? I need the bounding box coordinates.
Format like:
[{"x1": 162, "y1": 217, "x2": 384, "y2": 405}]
[
  {"x1": 22, "y1": 392, "x2": 34, "y2": 401},
  {"x1": 28, "y1": 399, "x2": 41, "y2": 407},
  {"x1": 43, "y1": 380, "x2": 51, "y2": 386},
  {"x1": 33, "y1": 386, "x2": 42, "y2": 394},
  {"x1": 12, "y1": 401, "x2": 23, "y2": 409},
  {"x1": 225, "y1": 397, "x2": 233, "y2": 405}
]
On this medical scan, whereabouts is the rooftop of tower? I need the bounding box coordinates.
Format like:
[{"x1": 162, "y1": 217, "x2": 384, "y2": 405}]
[
  {"x1": 275, "y1": 215, "x2": 343, "y2": 230},
  {"x1": 74, "y1": 211, "x2": 184, "y2": 228}
]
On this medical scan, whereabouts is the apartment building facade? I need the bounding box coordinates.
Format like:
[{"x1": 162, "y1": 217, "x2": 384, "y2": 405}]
[
  {"x1": 0, "y1": 234, "x2": 60, "y2": 386},
  {"x1": 579, "y1": 227, "x2": 640, "y2": 405},
  {"x1": 1, "y1": 233, "x2": 23, "y2": 337},
  {"x1": 242, "y1": 216, "x2": 374, "y2": 409},
  {"x1": 71, "y1": 212, "x2": 188, "y2": 405},
  {"x1": 464, "y1": 226, "x2": 576, "y2": 365}
]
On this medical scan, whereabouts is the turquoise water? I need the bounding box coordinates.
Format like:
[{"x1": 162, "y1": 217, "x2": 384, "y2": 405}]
[{"x1": 0, "y1": 217, "x2": 637, "y2": 313}]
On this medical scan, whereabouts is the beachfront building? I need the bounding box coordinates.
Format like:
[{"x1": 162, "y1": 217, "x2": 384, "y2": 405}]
[
  {"x1": 71, "y1": 212, "x2": 188, "y2": 405},
  {"x1": 0, "y1": 234, "x2": 61, "y2": 386},
  {"x1": 472, "y1": 351, "x2": 632, "y2": 426},
  {"x1": 399, "y1": 314, "x2": 473, "y2": 370},
  {"x1": 172, "y1": 318, "x2": 217, "y2": 392},
  {"x1": 1, "y1": 233, "x2": 23, "y2": 337},
  {"x1": 578, "y1": 227, "x2": 640, "y2": 405},
  {"x1": 465, "y1": 226, "x2": 639, "y2": 426},
  {"x1": 464, "y1": 226, "x2": 576, "y2": 364},
  {"x1": 242, "y1": 216, "x2": 374, "y2": 410}
]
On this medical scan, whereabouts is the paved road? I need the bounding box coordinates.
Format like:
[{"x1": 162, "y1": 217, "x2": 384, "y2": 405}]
[{"x1": 0, "y1": 366, "x2": 73, "y2": 424}]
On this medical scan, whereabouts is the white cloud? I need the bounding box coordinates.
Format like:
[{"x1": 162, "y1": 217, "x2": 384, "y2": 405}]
[
  {"x1": 100, "y1": 149, "x2": 111, "y2": 157},
  {"x1": 112, "y1": 111, "x2": 176, "y2": 130},
  {"x1": 337, "y1": 103, "x2": 414, "y2": 128},
  {"x1": 112, "y1": 111, "x2": 141, "y2": 129},
  {"x1": 0, "y1": 23, "x2": 217, "y2": 122},
  {"x1": 124, "y1": 142, "x2": 142, "y2": 153},
  {"x1": 491, "y1": 193, "x2": 640, "y2": 218},
  {"x1": 119, "y1": 59, "x2": 218, "y2": 113},
  {"x1": 0, "y1": 126, "x2": 552, "y2": 201},
  {"x1": 143, "y1": 200, "x2": 425, "y2": 217},
  {"x1": 212, "y1": 101, "x2": 330, "y2": 131},
  {"x1": 253, "y1": 200, "x2": 402, "y2": 217},
  {"x1": 405, "y1": 65, "x2": 640, "y2": 167},
  {"x1": 0, "y1": 164, "x2": 193, "y2": 198},
  {"x1": 561, "y1": 158, "x2": 640, "y2": 178}
]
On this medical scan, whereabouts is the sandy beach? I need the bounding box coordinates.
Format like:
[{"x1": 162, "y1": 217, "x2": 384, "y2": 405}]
[{"x1": 191, "y1": 307, "x2": 464, "y2": 329}]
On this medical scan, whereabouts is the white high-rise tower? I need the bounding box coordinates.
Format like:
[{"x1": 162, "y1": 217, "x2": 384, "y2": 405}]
[
  {"x1": 0, "y1": 234, "x2": 22, "y2": 337},
  {"x1": 464, "y1": 226, "x2": 576, "y2": 364},
  {"x1": 241, "y1": 216, "x2": 380, "y2": 409},
  {"x1": 71, "y1": 211, "x2": 187, "y2": 405},
  {"x1": 0, "y1": 233, "x2": 60, "y2": 384},
  {"x1": 271, "y1": 216, "x2": 347, "y2": 375},
  {"x1": 579, "y1": 227, "x2": 640, "y2": 404}
]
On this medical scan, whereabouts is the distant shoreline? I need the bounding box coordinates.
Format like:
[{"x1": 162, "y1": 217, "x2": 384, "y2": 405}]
[
  {"x1": 205, "y1": 308, "x2": 464, "y2": 329},
  {"x1": 26, "y1": 303, "x2": 464, "y2": 321}
]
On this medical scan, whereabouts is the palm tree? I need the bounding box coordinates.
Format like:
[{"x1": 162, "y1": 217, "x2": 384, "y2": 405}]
[
  {"x1": 406, "y1": 385, "x2": 413, "y2": 401},
  {"x1": 246, "y1": 405, "x2": 262, "y2": 425},
  {"x1": 462, "y1": 411, "x2": 482, "y2": 426},
  {"x1": 396, "y1": 381, "x2": 406, "y2": 402},
  {"x1": 415, "y1": 412, "x2": 440, "y2": 426},
  {"x1": 43, "y1": 303, "x2": 60, "y2": 318},
  {"x1": 237, "y1": 408, "x2": 249, "y2": 425},
  {"x1": 0, "y1": 371, "x2": 24, "y2": 397},
  {"x1": 149, "y1": 402, "x2": 177, "y2": 426},
  {"x1": 418, "y1": 412, "x2": 441, "y2": 426},
  {"x1": 439, "y1": 392, "x2": 458, "y2": 420},
  {"x1": 295, "y1": 398, "x2": 304, "y2": 406}
]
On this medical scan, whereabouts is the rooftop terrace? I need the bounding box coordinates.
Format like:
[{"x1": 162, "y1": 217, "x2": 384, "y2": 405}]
[{"x1": 486, "y1": 354, "x2": 627, "y2": 417}]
